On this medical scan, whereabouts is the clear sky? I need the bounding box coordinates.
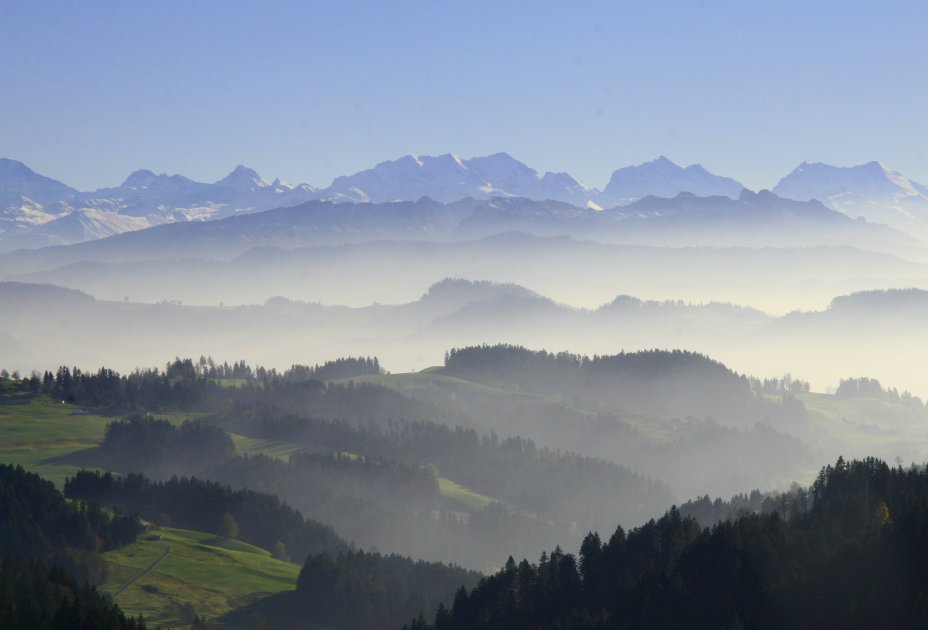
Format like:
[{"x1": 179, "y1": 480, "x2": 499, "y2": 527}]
[{"x1": 2, "y1": 0, "x2": 927, "y2": 191}]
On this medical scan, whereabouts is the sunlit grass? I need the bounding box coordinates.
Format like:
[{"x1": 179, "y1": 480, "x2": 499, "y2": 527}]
[
  {"x1": 0, "y1": 393, "x2": 222, "y2": 487},
  {"x1": 437, "y1": 476, "x2": 497, "y2": 511},
  {"x1": 0, "y1": 395, "x2": 111, "y2": 487},
  {"x1": 798, "y1": 392, "x2": 928, "y2": 462},
  {"x1": 229, "y1": 433, "x2": 304, "y2": 460},
  {"x1": 102, "y1": 526, "x2": 299, "y2": 628}
]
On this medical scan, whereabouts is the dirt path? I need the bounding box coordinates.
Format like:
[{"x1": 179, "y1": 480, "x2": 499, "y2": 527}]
[{"x1": 112, "y1": 542, "x2": 172, "y2": 599}]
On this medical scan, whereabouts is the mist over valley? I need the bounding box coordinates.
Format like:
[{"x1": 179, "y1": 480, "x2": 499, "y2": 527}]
[{"x1": 4, "y1": 2, "x2": 928, "y2": 627}]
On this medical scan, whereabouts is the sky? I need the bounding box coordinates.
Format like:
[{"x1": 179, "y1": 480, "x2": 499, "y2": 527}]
[{"x1": 2, "y1": 0, "x2": 927, "y2": 192}]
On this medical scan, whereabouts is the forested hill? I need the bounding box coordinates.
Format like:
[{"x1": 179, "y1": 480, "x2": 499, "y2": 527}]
[
  {"x1": 75, "y1": 405, "x2": 672, "y2": 571},
  {"x1": 413, "y1": 457, "x2": 928, "y2": 629},
  {"x1": 65, "y1": 470, "x2": 483, "y2": 630},
  {"x1": 28, "y1": 357, "x2": 444, "y2": 422},
  {"x1": 0, "y1": 463, "x2": 146, "y2": 629},
  {"x1": 65, "y1": 470, "x2": 346, "y2": 562},
  {"x1": 0, "y1": 463, "x2": 141, "y2": 582},
  {"x1": 439, "y1": 344, "x2": 754, "y2": 421},
  {"x1": 0, "y1": 558, "x2": 147, "y2": 630},
  {"x1": 228, "y1": 549, "x2": 482, "y2": 630}
]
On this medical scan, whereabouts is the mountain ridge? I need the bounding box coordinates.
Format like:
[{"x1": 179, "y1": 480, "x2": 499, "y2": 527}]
[
  {"x1": 1, "y1": 189, "x2": 917, "y2": 279},
  {"x1": 3, "y1": 154, "x2": 928, "y2": 251},
  {"x1": 773, "y1": 160, "x2": 928, "y2": 237}
]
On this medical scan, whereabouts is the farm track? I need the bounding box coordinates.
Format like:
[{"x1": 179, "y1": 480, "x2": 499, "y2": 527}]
[{"x1": 112, "y1": 542, "x2": 172, "y2": 599}]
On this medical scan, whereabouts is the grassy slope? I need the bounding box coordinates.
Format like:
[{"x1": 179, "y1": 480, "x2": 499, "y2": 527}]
[
  {"x1": 0, "y1": 395, "x2": 112, "y2": 487},
  {"x1": 341, "y1": 371, "x2": 551, "y2": 407},
  {"x1": 232, "y1": 431, "x2": 505, "y2": 512},
  {"x1": 0, "y1": 387, "x2": 503, "y2": 512},
  {"x1": 348, "y1": 372, "x2": 928, "y2": 451},
  {"x1": 0, "y1": 383, "x2": 530, "y2": 620},
  {"x1": 0, "y1": 394, "x2": 211, "y2": 488},
  {"x1": 341, "y1": 370, "x2": 676, "y2": 441},
  {"x1": 229, "y1": 433, "x2": 306, "y2": 460},
  {"x1": 102, "y1": 527, "x2": 300, "y2": 629},
  {"x1": 798, "y1": 392, "x2": 928, "y2": 460},
  {"x1": 436, "y1": 476, "x2": 498, "y2": 511},
  {"x1": 0, "y1": 392, "x2": 301, "y2": 628}
]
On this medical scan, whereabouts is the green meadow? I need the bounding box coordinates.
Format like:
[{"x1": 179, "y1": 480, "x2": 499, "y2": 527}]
[
  {"x1": 437, "y1": 476, "x2": 498, "y2": 511},
  {"x1": 0, "y1": 393, "x2": 301, "y2": 628},
  {"x1": 101, "y1": 527, "x2": 300, "y2": 628},
  {"x1": 0, "y1": 395, "x2": 111, "y2": 487},
  {"x1": 0, "y1": 394, "x2": 211, "y2": 488}
]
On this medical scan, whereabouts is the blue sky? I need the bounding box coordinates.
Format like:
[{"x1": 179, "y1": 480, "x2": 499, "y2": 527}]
[{"x1": 2, "y1": 0, "x2": 926, "y2": 191}]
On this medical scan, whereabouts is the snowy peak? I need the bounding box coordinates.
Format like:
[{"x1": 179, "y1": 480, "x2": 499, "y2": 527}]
[
  {"x1": 774, "y1": 161, "x2": 928, "y2": 201},
  {"x1": 102, "y1": 169, "x2": 202, "y2": 197},
  {"x1": 0, "y1": 159, "x2": 322, "y2": 251},
  {"x1": 120, "y1": 169, "x2": 158, "y2": 190},
  {"x1": 216, "y1": 165, "x2": 271, "y2": 191},
  {"x1": 772, "y1": 161, "x2": 928, "y2": 236},
  {"x1": 463, "y1": 152, "x2": 536, "y2": 181},
  {"x1": 0, "y1": 158, "x2": 77, "y2": 206},
  {"x1": 326, "y1": 152, "x2": 594, "y2": 205},
  {"x1": 602, "y1": 157, "x2": 745, "y2": 204},
  {"x1": 327, "y1": 153, "x2": 466, "y2": 201}
]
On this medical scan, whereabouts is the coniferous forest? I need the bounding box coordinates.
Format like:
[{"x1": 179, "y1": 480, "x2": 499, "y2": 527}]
[
  {"x1": 0, "y1": 464, "x2": 146, "y2": 629},
  {"x1": 3, "y1": 350, "x2": 928, "y2": 628},
  {"x1": 413, "y1": 457, "x2": 928, "y2": 629},
  {"x1": 6, "y1": 5, "x2": 928, "y2": 628}
]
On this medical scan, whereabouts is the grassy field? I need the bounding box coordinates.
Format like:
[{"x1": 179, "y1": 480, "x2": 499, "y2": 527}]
[
  {"x1": 799, "y1": 392, "x2": 927, "y2": 426},
  {"x1": 0, "y1": 391, "x2": 302, "y2": 628},
  {"x1": 228, "y1": 433, "x2": 307, "y2": 460},
  {"x1": 0, "y1": 395, "x2": 114, "y2": 487},
  {"x1": 359, "y1": 373, "x2": 928, "y2": 450},
  {"x1": 0, "y1": 388, "x2": 508, "y2": 512},
  {"x1": 0, "y1": 385, "x2": 513, "y2": 627},
  {"x1": 437, "y1": 476, "x2": 498, "y2": 511},
  {"x1": 797, "y1": 392, "x2": 928, "y2": 461},
  {"x1": 232, "y1": 430, "x2": 508, "y2": 514},
  {"x1": 339, "y1": 371, "x2": 553, "y2": 405},
  {"x1": 102, "y1": 526, "x2": 300, "y2": 628},
  {"x1": 0, "y1": 393, "x2": 211, "y2": 488}
]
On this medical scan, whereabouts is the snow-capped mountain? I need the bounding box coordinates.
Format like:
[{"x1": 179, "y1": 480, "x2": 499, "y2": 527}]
[
  {"x1": 0, "y1": 160, "x2": 321, "y2": 251},
  {"x1": 86, "y1": 165, "x2": 318, "y2": 217},
  {"x1": 0, "y1": 159, "x2": 79, "y2": 235},
  {"x1": 5, "y1": 153, "x2": 928, "y2": 252},
  {"x1": 325, "y1": 152, "x2": 599, "y2": 208},
  {"x1": 773, "y1": 161, "x2": 928, "y2": 237},
  {"x1": 0, "y1": 158, "x2": 77, "y2": 207},
  {"x1": 215, "y1": 165, "x2": 271, "y2": 191},
  {"x1": 4, "y1": 153, "x2": 753, "y2": 251},
  {"x1": 601, "y1": 156, "x2": 746, "y2": 205},
  {"x1": 3, "y1": 191, "x2": 918, "y2": 281}
]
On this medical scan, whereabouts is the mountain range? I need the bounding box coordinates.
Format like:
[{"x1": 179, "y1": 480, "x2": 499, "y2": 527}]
[
  {"x1": 4, "y1": 153, "x2": 926, "y2": 251},
  {"x1": 0, "y1": 189, "x2": 920, "y2": 285},
  {"x1": 0, "y1": 158, "x2": 320, "y2": 250},
  {"x1": 773, "y1": 161, "x2": 928, "y2": 236}
]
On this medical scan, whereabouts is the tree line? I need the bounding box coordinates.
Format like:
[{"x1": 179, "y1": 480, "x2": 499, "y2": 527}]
[
  {"x1": 64, "y1": 470, "x2": 346, "y2": 563},
  {"x1": 0, "y1": 464, "x2": 146, "y2": 629},
  {"x1": 412, "y1": 456, "x2": 928, "y2": 629},
  {"x1": 229, "y1": 550, "x2": 482, "y2": 630}
]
